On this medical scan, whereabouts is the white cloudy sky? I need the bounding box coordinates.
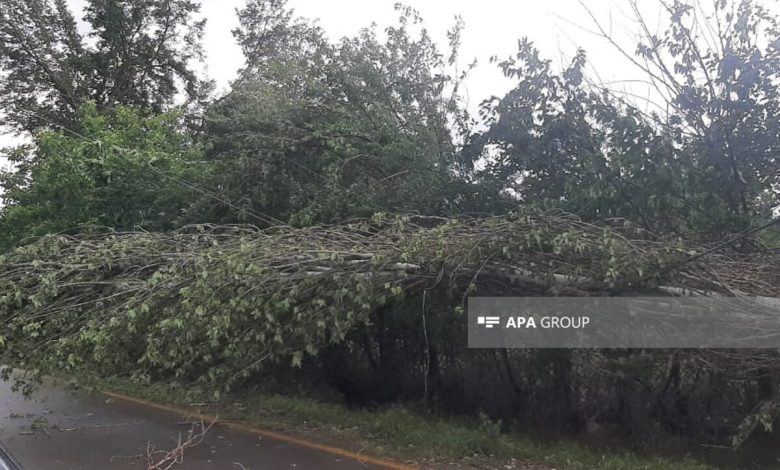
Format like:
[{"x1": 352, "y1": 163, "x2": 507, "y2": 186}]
[
  {"x1": 1, "y1": 0, "x2": 776, "y2": 166},
  {"x1": 199, "y1": 0, "x2": 662, "y2": 105}
]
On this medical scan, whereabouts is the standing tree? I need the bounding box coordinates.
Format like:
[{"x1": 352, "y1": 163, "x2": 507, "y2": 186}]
[
  {"x1": 0, "y1": 0, "x2": 210, "y2": 134},
  {"x1": 468, "y1": 0, "x2": 780, "y2": 234},
  {"x1": 582, "y1": 0, "x2": 780, "y2": 230},
  {"x1": 203, "y1": 0, "x2": 473, "y2": 225}
]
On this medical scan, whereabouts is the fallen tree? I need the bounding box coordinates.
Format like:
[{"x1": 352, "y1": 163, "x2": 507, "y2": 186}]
[{"x1": 1, "y1": 211, "x2": 778, "y2": 447}]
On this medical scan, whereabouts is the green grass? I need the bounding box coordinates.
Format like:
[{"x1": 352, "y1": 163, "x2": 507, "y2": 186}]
[{"x1": 70, "y1": 374, "x2": 713, "y2": 470}]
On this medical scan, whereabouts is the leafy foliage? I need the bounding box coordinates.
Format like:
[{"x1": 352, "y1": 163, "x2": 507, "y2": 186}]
[
  {"x1": 629, "y1": 0, "x2": 780, "y2": 223},
  {"x1": 1, "y1": 212, "x2": 778, "y2": 448},
  {"x1": 469, "y1": 0, "x2": 780, "y2": 234},
  {"x1": 0, "y1": 104, "x2": 208, "y2": 251},
  {"x1": 0, "y1": 0, "x2": 210, "y2": 133},
  {"x1": 202, "y1": 1, "x2": 472, "y2": 226},
  {"x1": 1, "y1": 0, "x2": 780, "y2": 456},
  {"x1": 0, "y1": 212, "x2": 702, "y2": 391}
]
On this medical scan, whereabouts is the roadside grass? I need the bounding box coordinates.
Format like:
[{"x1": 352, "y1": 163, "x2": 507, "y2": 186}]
[{"x1": 71, "y1": 374, "x2": 713, "y2": 470}]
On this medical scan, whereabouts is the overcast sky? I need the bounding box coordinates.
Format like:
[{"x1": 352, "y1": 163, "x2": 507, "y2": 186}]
[
  {"x1": 200, "y1": 0, "x2": 659, "y2": 105},
  {"x1": 2, "y1": 0, "x2": 775, "y2": 168}
]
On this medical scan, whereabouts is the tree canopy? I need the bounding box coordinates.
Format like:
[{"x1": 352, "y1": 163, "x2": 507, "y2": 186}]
[
  {"x1": 0, "y1": 104, "x2": 206, "y2": 251},
  {"x1": 0, "y1": 0, "x2": 210, "y2": 134},
  {"x1": 2, "y1": 0, "x2": 777, "y2": 237},
  {"x1": 467, "y1": 0, "x2": 780, "y2": 234},
  {"x1": 202, "y1": 2, "x2": 472, "y2": 225}
]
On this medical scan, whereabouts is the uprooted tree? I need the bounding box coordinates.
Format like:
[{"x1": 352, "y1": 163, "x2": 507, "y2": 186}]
[{"x1": 1, "y1": 212, "x2": 779, "y2": 447}]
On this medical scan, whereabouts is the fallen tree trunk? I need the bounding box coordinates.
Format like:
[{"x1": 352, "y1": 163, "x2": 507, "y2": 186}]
[{"x1": 0, "y1": 211, "x2": 778, "y2": 446}]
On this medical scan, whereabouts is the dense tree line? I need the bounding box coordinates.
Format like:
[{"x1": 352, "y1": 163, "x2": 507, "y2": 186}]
[{"x1": 2, "y1": 0, "x2": 777, "y2": 248}]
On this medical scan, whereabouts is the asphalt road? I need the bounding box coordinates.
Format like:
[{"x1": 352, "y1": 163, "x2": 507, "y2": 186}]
[{"x1": 0, "y1": 379, "x2": 402, "y2": 470}]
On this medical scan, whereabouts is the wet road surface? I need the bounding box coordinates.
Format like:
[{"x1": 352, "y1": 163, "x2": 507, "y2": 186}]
[{"x1": 0, "y1": 380, "x2": 402, "y2": 470}]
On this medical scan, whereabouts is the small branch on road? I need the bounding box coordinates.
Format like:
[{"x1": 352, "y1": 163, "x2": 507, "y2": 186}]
[{"x1": 145, "y1": 416, "x2": 217, "y2": 470}]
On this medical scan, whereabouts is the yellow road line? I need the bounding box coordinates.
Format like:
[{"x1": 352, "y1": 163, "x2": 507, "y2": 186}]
[{"x1": 102, "y1": 390, "x2": 419, "y2": 470}]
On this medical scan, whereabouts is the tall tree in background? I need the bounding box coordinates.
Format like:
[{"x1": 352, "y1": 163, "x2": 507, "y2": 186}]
[
  {"x1": 601, "y1": 0, "x2": 780, "y2": 226},
  {"x1": 464, "y1": 43, "x2": 688, "y2": 233},
  {"x1": 0, "y1": 0, "x2": 210, "y2": 134},
  {"x1": 203, "y1": 0, "x2": 473, "y2": 225},
  {"x1": 469, "y1": 0, "x2": 780, "y2": 234}
]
